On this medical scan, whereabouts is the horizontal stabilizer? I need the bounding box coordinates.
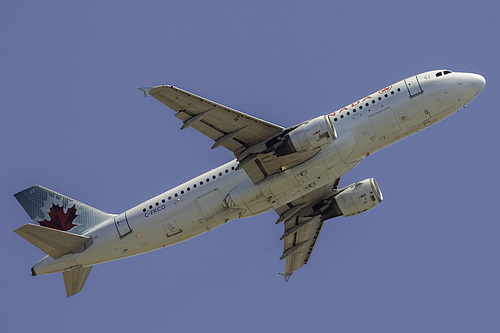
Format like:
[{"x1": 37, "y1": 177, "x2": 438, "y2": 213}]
[
  {"x1": 63, "y1": 266, "x2": 93, "y2": 297},
  {"x1": 14, "y1": 224, "x2": 92, "y2": 258}
]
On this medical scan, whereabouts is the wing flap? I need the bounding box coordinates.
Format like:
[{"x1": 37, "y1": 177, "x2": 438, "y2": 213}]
[{"x1": 14, "y1": 224, "x2": 92, "y2": 258}]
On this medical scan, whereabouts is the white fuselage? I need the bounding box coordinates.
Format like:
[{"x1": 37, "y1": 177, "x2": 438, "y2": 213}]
[{"x1": 33, "y1": 70, "x2": 485, "y2": 275}]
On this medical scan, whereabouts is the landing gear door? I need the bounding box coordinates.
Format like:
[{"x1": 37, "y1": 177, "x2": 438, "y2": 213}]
[
  {"x1": 114, "y1": 212, "x2": 132, "y2": 238},
  {"x1": 405, "y1": 76, "x2": 423, "y2": 98}
]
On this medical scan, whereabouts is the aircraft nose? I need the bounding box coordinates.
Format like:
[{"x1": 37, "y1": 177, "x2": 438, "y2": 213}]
[{"x1": 470, "y1": 73, "x2": 486, "y2": 95}]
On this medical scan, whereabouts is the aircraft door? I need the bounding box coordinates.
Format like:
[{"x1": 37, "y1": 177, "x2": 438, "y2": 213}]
[
  {"x1": 404, "y1": 76, "x2": 423, "y2": 97},
  {"x1": 114, "y1": 212, "x2": 132, "y2": 238}
]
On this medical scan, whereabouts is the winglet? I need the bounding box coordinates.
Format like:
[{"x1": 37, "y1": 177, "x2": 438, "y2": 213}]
[
  {"x1": 279, "y1": 272, "x2": 293, "y2": 282},
  {"x1": 138, "y1": 87, "x2": 153, "y2": 97}
]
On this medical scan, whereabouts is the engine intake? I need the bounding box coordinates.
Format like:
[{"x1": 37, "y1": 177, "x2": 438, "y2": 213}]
[{"x1": 275, "y1": 115, "x2": 337, "y2": 156}]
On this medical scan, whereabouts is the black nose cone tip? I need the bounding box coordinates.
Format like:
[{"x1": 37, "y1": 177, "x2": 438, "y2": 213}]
[{"x1": 31, "y1": 266, "x2": 37, "y2": 276}]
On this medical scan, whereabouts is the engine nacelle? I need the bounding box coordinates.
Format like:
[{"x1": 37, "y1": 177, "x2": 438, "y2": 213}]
[
  {"x1": 275, "y1": 115, "x2": 337, "y2": 156},
  {"x1": 334, "y1": 178, "x2": 383, "y2": 217}
]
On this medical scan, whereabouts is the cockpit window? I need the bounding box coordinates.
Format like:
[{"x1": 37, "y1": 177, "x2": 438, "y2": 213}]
[{"x1": 436, "y1": 70, "x2": 453, "y2": 78}]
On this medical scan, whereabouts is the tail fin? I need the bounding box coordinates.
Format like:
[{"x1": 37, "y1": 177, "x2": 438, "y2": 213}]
[{"x1": 15, "y1": 185, "x2": 114, "y2": 235}]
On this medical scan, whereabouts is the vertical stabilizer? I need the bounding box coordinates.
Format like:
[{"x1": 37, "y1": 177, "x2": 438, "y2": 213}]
[
  {"x1": 63, "y1": 266, "x2": 93, "y2": 297},
  {"x1": 15, "y1": 185, "x2": 114, "y2": 235}
]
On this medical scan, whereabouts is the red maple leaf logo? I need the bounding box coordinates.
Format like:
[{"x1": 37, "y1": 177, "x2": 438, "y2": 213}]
[{"x1": 39, "y1": 204, "x2": 78, "y2": 231}]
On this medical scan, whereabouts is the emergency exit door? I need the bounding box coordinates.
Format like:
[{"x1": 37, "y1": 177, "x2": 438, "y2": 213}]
[
  {"x1": 404, "y1": 76, "x2": 423, "y2": 97},
  {"x1": 114, "y1": 212, "x2": 132, "y2": 238}
]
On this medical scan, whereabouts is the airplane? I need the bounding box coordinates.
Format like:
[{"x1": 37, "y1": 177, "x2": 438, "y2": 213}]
[{"x1": 14, "y1": 69, "x2": 485, "y2": 297}]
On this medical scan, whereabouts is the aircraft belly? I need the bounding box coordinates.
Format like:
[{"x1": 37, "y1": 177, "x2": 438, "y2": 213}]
[
  {"x1": 238, "y1": 141, "x2": 355, "y2": 211},
  {"x1": 259, "y1": 145, "x2": 347, "y2": 209},
  {"x1": 259, "y1": 171, "x2": 302, "y2": 207}
]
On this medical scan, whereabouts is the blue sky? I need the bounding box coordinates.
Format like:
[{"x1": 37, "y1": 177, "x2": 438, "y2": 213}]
[{"x1": 2, "y1": 1, "x2": 499, "y2": 332}]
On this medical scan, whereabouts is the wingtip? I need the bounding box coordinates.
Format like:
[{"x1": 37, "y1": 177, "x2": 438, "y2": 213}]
[
  {"x1": 138, "y1": 87, "x2": 153, "y2": 97},
  {"x1": 279, "y1": 272, "x2": 292, "y2": 282}
]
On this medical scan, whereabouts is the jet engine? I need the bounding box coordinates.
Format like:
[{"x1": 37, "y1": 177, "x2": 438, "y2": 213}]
[
  {"x1": 322, "y1": 178, "x2": 383, "y2": 218},
  {"x1": 275, "y1": 115, "x2": 337, "y2": 156}
]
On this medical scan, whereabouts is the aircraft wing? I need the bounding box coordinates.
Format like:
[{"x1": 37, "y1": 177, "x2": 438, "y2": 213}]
[
  {"x1": 147, "y1": 85, "x2": 283, "y2": 151},
  {"x1": 146, "y1": 85, "x2": 317, "y2": 183},
  {"x1": 275, "y1": 178, "x2": 341, "y2": 280}
]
